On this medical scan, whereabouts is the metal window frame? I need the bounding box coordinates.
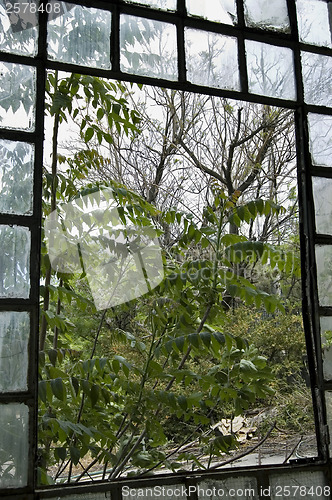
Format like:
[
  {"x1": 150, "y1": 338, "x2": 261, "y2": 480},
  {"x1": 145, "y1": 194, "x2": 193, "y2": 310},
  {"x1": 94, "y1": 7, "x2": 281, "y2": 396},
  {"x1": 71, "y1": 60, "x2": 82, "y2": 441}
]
[{"x1": 0, "y1": 0, "x2": 331, "y2": 497}]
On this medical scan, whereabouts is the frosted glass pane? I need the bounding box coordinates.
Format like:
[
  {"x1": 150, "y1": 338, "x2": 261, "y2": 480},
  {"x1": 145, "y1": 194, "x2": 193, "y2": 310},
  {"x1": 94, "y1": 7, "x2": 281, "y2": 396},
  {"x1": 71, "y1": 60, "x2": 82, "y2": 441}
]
[
  {"x1": 315, "y1": 245, "x2": 332, "y2": 307},
  {"x1": 244, "y1": 0, "x2": 290, "y2": 32},
  {"x1": 0, "y1": 225, "x2": 30, "y2": 299},
  {"x1": 0, "y1": 140, "x2": 34, "y2": 215},
  {"x1": 296, "y1": 0, "x2": 332, "y2": 48},
  {"x1": 320, "y1": 316, "x2": 332, "y2": 380},
  {"x1": 186, "y1": 0, "x2": 237, "y2": 25},
  {"x1": 185, "y1": 29, "x2": 239, "y2": 90},
  {"x1": 308, "y1": 113, "x2": 332, "y2": 168},
  {"x1": 0, "y1": 62, "x2": 35, "y2": 131},
  {"x1": 0, "y1": 311, "x2": 29, "y2": 392},
  {"x1": 302, "y1": 52, "x2": 332, "y2": 107},
  {"x1": 0, "y1": 403, "x2": 29, "y2": 488},
  {"x1": 47, "y1": 2, "x2": 112, "y2": 69},
  {"x1": 325, "y1": 392, "x2": 332, "y2": 454},
  {"x1": 0, "y1": 1, "x2": 38, "y2": 56},
  {"x1": 199, "y1": 477, "x2": 258, "y2": 499},
  {"x1": 125, "y1": 0, "x2": 176, "y2": 9},
  {"x1": 119, "y1": 485, "x2": 186, "y2": 500},
  {"x1": 121, "y1": 16, "x2": 177, "y2": 80},
  {"x1": 270, "y1": 470, "x2": 327, "y2": 499},
  {"x1": 312, "y1": 177, "x2": 332, "y2": 235},
  {"x1": 246, "y1": 40, "x2": 296, "y2": 100}
]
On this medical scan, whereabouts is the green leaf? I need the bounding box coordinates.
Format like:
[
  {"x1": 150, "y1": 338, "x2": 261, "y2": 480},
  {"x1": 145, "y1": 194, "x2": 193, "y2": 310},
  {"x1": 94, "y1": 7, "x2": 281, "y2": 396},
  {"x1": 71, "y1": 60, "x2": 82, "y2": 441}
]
[
  {"x1": 39, "y1": 380, "x2": 47, "y2": 403},
  {"x1": 90, "y1": 384, "x2": 100, "y2": 407},
  {"x1": 84, "y1": 127, "x2": 94, "y2": 142},
  {"x1": 69, "y1": 446, "x2": 80, "y2": 465},
  {"x1": 48, "y1": 349, "x2": 58, "y2": 367},
  {"x1": 51, "y1": 378, "x2": 66, "y2": 402}
]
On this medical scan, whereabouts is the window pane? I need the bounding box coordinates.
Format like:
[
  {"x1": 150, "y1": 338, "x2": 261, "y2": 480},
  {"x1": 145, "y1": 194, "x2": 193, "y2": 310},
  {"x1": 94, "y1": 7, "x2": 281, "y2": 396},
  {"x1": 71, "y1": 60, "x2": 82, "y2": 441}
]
[
  {"x1": 325, "y1": 392, "x2": 332, "y2": 454},
  {"x1": 308, "y1": 113, "x2": 332, "y2": 168},
  {"x1": 0, "y1": 140, "x2": 34, "y2": 215},
  {"x1": 47, "y1": 2, "x2": 112, "y2": 69},
  {"x1": 186, "y1": 0, "x2": 237, "y2": 25},
  {"x1": 120, "y1": 15, "x2": 177, "y2": 80},
  {"x1": 246, "y1": 41, "x2": 296, "y2": 100},
  {"x1": 302, "y1": 52, "x2": 332, "y2": 107},
  {"x1": 185, "y1": 29, "x2": 239, "y2": 90},
  {"x1": 0, "y1": 311, "x2": 29, "y2": 392},
  {"x1": 270, "y1": 470, "x2": 328, "y2": 499},
  {"x1": 296, "y1": 0, "x2": 332, "y2": 48},
  {"x1": 320, "y1": 316, "x2": 332, "y2": 381},
  {"x1": 125, "y1": 0, "x2": 176, "y2": 10},
  {"x1": 0, "y1": 1, "x2": 38, "y2": 56},
  {"x1": 312, "y1": 177, "x2": 332, "y2": 235},
  {"x1": 199, "y1": 477, "x2": 258, "y2": 499},
  {"x1": 315, "y1": 245, "x2": 332, "y2": 307},
  {"x1": 48, "y1": 494, "x2": 111, "y2": 500},
  {"x1": 0, "y1": 225, "x2": 30, "y2": 299},
  {"x1": 244, "y1": 0, "x2": 290, "y2": 32},
  {"x1": 0, "y1": 62, "x2": 35, "y2": 131},
  {"x1": 0, "y1": 403, "x2": 29, "y2": 488}
]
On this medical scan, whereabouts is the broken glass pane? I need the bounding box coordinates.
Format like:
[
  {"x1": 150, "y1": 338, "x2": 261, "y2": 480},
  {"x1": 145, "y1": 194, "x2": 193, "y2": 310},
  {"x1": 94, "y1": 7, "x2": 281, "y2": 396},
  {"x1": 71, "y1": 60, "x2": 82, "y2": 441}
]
[
  {"x1": 186, "y1": 0, "x2": 237, "y2": 25},
  {"x1": 302, "y1": 52, "x2": 332, "y2": 107},
  {"x1": 120, "y1": 15, "x2": 177, "y2": 80},
  {"x1": 0, "y1": 1, "x2": 38, "y2": 56},
  {"x1": 296, "y1": 0, "x2": 332, "y2": 48},
  {"x1": 185, "y1": 29, "x2": 239, "y2": 90},
  {"x1": 0, "y1": 140, "x2": 34, "y2": 215},
  {"x1": 0, "y1": 311, "x2": 29, "y2": 392},
  {"x1": 270, "y1": 470, "x2": 328, "y2": 499},
  {"x1": 244, "y1": 0, "x2": 290, "y2": 32},
  {"x1": 312, "y1": 177, "x2": 332, "y2": 235},
  {"x1": 320, "y1": 316, "x2": 332, "y2": 381},
  {"x1": 246, "y1": 40, "x2": 296, "y2": 100},
  {"x1": 0, "y1": 62, "x2": 35, "y2": 131},
  {"x1": 308, "y1": 113, "x2": 332, "y2": 168},
  {"x1": 47, "y1": 2, "x2": 112, "y2": 69},
  {"x1": 125, "y1": 0, "x2": 176, "y2": 10},
  {"x1": 0, "y1": 403, "x2": 29, "y2": 488},
  {"x1": 0, "y1": 225, "x2": 30, "y2": 299},
  {"x1": 315, "y1": 245, "x2": 332, "y2": 307}
]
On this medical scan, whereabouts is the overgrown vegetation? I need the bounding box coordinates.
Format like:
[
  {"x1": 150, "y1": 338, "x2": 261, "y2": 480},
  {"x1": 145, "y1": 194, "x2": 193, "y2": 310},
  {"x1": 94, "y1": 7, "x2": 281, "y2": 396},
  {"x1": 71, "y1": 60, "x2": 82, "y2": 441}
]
[{"x1": 37, "y1": 70, "x2": 313, "y2": 484}]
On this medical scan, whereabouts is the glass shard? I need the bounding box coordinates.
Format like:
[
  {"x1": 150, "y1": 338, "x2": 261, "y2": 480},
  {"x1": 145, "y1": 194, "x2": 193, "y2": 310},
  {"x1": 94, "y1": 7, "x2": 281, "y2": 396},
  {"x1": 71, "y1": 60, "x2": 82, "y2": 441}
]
[
  {"x1": 0, "y1": 62, "x2": 35, "y2": 130},
  {"x1": 246, "y1": 40, "x2": 296, "y2": 100},
  {"x1": 0, "y1": 311, "x2": 29, "y2": 392},
  {"x1": 47, "y1": 2, "x2": 112, "y2": 69},
  {"x1": 0, "y1": 225, "x2": 30, "y2": 299},
  {"x1": 308, "y1": 114, "x2": 332, "y2": 168},
  {"x1": 120, "y1": 15, "x2": 177, "y2": 80},
  {"x1": 320, "y1": 316, "x2": 332, "y2": 381},
  {"x1": 244, "y1": 0, "x2": 290, "y2": 32},
  {"x1": 312, "y1": 177, "x2": 332, "y2": 235},
  {"x1": 0, "y1": 140, "x2": 34, "y2": 215},
  {"x1": 302, "y1": 52, "x2": 332, "y2": 107},
  {"x1": 0, "y1": 403, "x2": 29, "y2": 488},
  {"x1": 296, "y1": 0, "x2": 332, "y2": 48},
  {"x1": 186, "y1": 0, "x2": 237, "y2": 25},
  {"x1": 315, "y1": 245, "x2": 332, "y2": 307},
  {"x1": 125, "y1": 0, "x2": 176, "y2": 10},
  {"x1": 185, "y1": 28, "x2": 239, "y2": 90},
  {"x1": 0, "y1": 1, "x2": 38, "y2": 56}
]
